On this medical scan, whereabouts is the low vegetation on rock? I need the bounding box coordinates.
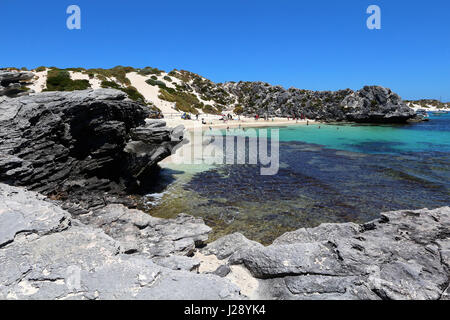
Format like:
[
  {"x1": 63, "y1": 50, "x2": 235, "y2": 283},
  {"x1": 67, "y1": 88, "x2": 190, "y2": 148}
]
[
  {"x1": 86, "y1": 66, "x2": 135, "y2": 85},
  {"x1": 138, "y1": 66, "x2": 164, "y2": 76},
  {"x1": 44, "y1": 69, "x2": 91, "y2": 92},
  {"x1": 159, "y1": 87, "x2": 201, "y2": 114},
  {"x1": 405, "y1": 99, "x2": 449, "y2": 109},
  {"x1": 100, "y1": 80, "x2": 146, "y2": 103}
]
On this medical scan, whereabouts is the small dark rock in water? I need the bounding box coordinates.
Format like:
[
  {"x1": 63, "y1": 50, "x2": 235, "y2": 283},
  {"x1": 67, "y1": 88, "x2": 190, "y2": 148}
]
[{"x1": 213, "y1": 265, "x2": 231, "y2": 277}]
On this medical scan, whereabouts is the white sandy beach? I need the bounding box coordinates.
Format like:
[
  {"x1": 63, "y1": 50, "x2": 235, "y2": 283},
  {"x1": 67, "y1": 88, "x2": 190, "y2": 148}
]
[{"x1": 165, "y1": 116, "x2": 315, "y2": 131}]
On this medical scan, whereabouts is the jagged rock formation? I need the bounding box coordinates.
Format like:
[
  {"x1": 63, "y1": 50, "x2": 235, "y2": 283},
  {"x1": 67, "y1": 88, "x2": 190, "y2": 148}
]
[
  {"x1": 0, "y1": 70, "x2": 34, "y2": 98},
  {"x1": 166, "y1": 69, "x2": 416, "y2": 123},
  {"x1": 0, "y1": 68, "x2": 443, "y2": 300},
  {"x1": 21, "y1": 67, "x2": 417, "y2": 123},
  {"x1": 222, "y1": 82, "x2": 416, "y2": 123},
  {"x1": 0, "y1": 89, "x2": 184, "y2": 212},
  {"x1": 202, "y1": 207, "x2": 450, "y2": 300},
  {"x1": 1, "y1": 182, "x2": 447, "y2": 300},
  {"x1": 0, "y1": 183, "x2": 242, "y2": 300}
]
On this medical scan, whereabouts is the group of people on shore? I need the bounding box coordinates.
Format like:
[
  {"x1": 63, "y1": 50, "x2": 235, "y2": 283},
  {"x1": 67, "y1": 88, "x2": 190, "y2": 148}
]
[{"x1": 179, "y1": 111, "x2": 316, "y2": 127}]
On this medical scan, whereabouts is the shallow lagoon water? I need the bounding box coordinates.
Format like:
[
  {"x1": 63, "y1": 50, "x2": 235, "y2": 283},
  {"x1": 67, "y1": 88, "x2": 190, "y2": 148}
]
[{"x1": 141, "y1": 115, "x2": 450, "y2": 244}]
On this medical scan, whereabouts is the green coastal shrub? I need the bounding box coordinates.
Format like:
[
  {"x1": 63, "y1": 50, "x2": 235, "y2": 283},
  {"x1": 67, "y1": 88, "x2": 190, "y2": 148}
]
[
  {"x1": 163, "y1": 76, "x2": 172, "y2": 82},
  {"x1": 65, "y1": 67, "x2": 86, "y2": 73},
  {"x1": 139, "y1": 67, "x2": 164, "y2": 76},
  {"x1": 121, "y1": 86, "x2": 146, "y2": 103},
  {"x1": 233, "y1": 105, "x2": 244, "y2": 115},
  {"x1": 146, "y1": 78, "x2": 166, "y2": 88},
  {"x1": 86, "y1": 66, "x2": 134, "y2": 85},
  {"x1": 159, "y1": 88, "x2": 200, "y2": 114},
  {"x1": 45, "y1": 69, "x2": 91, "y2": 91},
  {"x1": 168, "y1": 69, "x2": 192, "y2": 82},
  {"x1": 100, "y1": 80, "x2": 121, "y2": 89},
  {"x1": 100, "y1": 80, "x2": 146, "y2": 103},
  {"x1": 202, "y1": 104, "x2": 221, "y2": 114}
]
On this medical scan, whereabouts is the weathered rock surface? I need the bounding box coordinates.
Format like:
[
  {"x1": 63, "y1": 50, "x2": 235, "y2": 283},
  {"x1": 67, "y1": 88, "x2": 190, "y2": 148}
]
[
  {"x1": 222, "y1": 82, "x2": 416, "y2": 123},
  {"x1": 1, "y1": 181, "x2": 448, "y2": 300},
  {"x1": 168, "y1": 69, "x2": 416, "y2": 123},
  {"x1": 0, "y1": 183, "x2": 242, "y2": 300},
  {"x1": 0, "y1": 89, "x2": 183, "y2": 211},
  {"x1": 80, "y1": 204, "x2": 212, "y2": 258},
  {"x1": 0, "y1": 70, "x2": 34, "y2": 97},
  {"x1": 203, "y1": 207, "x2": 450, "y2": 300},
  {"x1": 201, "y1": 232, "x2": 264, "y2": 260},
  {"x1": 0, "y1": 81, "x2": 445, "y2": 300}
]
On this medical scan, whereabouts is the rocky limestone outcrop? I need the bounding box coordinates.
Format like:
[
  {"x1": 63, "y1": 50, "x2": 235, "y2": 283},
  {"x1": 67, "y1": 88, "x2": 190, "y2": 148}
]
[
  {"x1": 201, "y1": 207, "x2": 450, "y2": 300},
  {"x1": 221, "y1": 82, "x2": 416, "y2": 123},
  {"x1": 0, "y1": 89, "x2": 184, "y2": 212},
  {"x1": 76, "y1": 203, "x2": 212, "y2": 258},
  {"x1": 2, "y1": 181, "x2": 446, "y2": 300},
  {"x1": 0, "y1": 70, "x2": 34, "y2": 98},
  {"x1": 160, "y1": 69, "x2": 416, "y2": 123},
  {"x1": 0, "y1": 183, "x2": 242, "y2": 300},
  {"x1": 18, "y1": 67, "x2": 417, "y2": 123}
]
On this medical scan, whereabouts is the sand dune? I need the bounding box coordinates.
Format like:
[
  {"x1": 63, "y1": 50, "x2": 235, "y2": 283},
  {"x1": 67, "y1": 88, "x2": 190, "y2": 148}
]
[{"x1": 126, "y1": 72, "x2": 178, "y2": 115}]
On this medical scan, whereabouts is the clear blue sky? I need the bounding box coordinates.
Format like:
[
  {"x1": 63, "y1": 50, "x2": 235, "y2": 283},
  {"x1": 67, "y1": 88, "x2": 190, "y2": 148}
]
[{"x1": 1, "y1": 0, "x2": 449, "y2": 101}]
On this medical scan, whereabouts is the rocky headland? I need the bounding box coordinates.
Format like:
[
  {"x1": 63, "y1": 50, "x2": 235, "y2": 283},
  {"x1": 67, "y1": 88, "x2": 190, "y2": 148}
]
[
  {"x1": 220, "y1": 82, "x2": 417, "y2": 123},
  {"x1": 0, "y1": 84, "x2": 184, "y2": 214},
  {"x1": 3, "y1": 68, "x2": 419, "y2": 123},
  {"x1": 0, "y1": 69, "x2": 447, "y2": 300}
]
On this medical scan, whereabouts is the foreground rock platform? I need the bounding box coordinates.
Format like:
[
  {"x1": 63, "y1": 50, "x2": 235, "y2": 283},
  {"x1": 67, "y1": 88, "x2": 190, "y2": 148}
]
[
  {"x1": 1, "y1": 182, "x2": 448, "y2": 300},
  {"x1": 202, "y1": 207, "x2": 450, "y2": 300},
  {"x1": 0, "y1": 183, "x2": 242, "y2": 300}
]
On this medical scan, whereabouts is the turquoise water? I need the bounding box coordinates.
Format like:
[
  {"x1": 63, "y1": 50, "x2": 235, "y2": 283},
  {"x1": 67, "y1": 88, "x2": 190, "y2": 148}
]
[
  {"x1": 279, "y1": 119, "x2": 450, "y2": 154},
  {"x1": 222, "y1": 114, "x2": 450, "y2": 154},
  {"x1": 144, "y1": 114, "x2": 450, "y2": 244}
]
